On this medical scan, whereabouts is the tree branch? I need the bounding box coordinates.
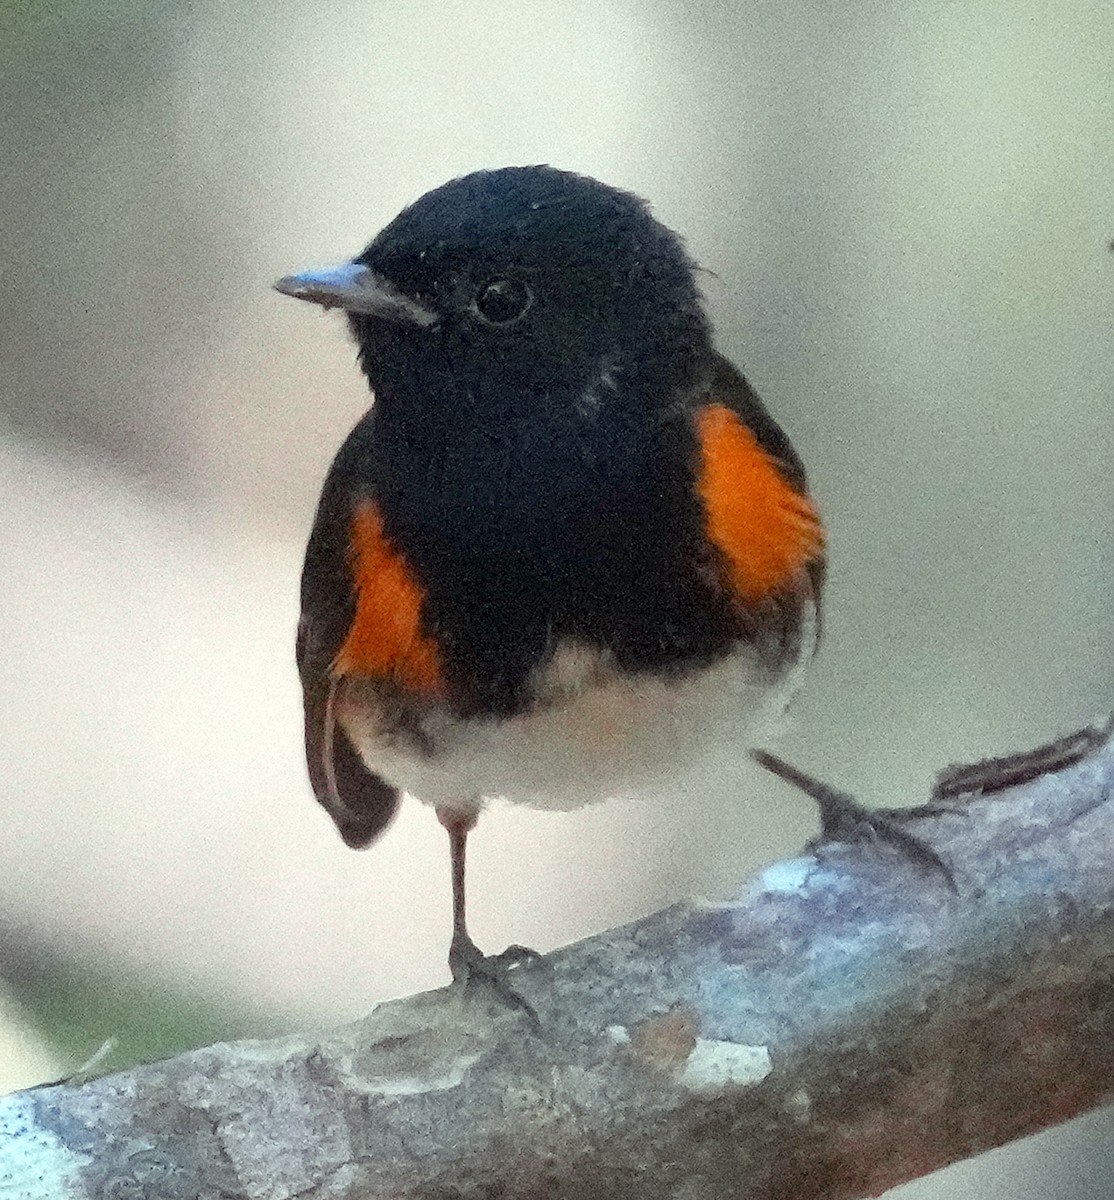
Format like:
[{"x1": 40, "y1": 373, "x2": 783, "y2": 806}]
[{"x1": 3, "y1": 724, "x2": 1113, "y2": 1200}]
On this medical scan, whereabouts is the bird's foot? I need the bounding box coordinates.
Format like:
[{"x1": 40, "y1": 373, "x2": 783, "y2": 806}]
[
  {"x1": 449, "y1": 930, "x2": 542, "y2": 1028},
  {"x1": 812, "y1": 788, "x2": 956, "y2": 890},
  {"x1": 752, "y1": 750, "x2": 956, "y2": 890}
]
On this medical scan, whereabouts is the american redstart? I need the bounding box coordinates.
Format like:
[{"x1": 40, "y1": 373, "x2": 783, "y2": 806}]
[{"x1": 276, "y1": 166, "x2": 833, "y2": 1009}]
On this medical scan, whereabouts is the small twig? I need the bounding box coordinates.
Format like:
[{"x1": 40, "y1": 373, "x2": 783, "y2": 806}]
[
  {"x1": 30, "y1": 1038, "x2": 120, "y2": 1091},
  {"x1": 934, "y1": 718, "x2": 1113, "y2": 799}
]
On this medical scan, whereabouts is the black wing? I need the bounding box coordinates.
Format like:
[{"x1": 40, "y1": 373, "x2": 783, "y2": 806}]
[
  {"x1": 297, "y1": 433, "x2": 400, "y2": 848},
  {"x1": 708, "y1": 352, "x2": 810, "y2": 492}
]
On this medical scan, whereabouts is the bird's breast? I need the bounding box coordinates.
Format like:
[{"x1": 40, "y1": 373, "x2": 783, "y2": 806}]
[{"x1": 337, "y1": 630, "x2": 807, "y2": 816}]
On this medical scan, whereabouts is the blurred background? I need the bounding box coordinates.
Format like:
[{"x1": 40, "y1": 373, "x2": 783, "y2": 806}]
[{"x1": 1, "y1": 0, "x2": 1111, "y2": 1194}]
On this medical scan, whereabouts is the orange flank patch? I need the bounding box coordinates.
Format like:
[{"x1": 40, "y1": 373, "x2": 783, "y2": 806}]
[
  {"x1": 333, "y1": 502, "x2": 444, "y2": 695},
  {"x1": 696, "y1": 404, "x2": 825, "y2": 603}
]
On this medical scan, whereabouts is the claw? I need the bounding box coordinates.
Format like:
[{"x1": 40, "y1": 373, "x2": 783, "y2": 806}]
[
  {"x1": 449, "y1": 930, "x2": 541, "y2": 1028},
  {"x1": 812, "y1": 788, "x2": 956, "y2": 891}
]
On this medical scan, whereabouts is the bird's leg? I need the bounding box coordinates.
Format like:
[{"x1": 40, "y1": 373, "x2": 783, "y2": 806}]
[
  {"x1": 438, "y1": 808, "x2": 539, "y2": 1024},
  {"x1": 443, "y1": 809, "x2": 487, "y2": 975}
]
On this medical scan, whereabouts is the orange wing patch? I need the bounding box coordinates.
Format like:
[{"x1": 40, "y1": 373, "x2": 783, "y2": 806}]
[
  {"x1": 333, "y1": 502, "x2": 445, "y2": 695},
  {"x1": 696, "y1": 404, "x2": 825, "y2": 603}
]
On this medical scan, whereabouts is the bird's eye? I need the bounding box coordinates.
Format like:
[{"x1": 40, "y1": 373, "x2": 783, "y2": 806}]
[{"x1": 473, "y1": 278, "x2": 533, "y2": 325}]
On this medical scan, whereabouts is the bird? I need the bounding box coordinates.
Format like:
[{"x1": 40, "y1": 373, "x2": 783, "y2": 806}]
[{"x1": 275, "y1": 165, "x2": 829, "y2": 1010}]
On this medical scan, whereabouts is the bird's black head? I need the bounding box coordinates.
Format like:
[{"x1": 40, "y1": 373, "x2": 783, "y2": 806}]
[{"x1": 277, "y1": 166, "x2": 713, "y2": 426}]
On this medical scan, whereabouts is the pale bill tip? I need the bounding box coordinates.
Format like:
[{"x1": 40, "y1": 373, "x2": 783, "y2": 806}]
[{"x1": 274, "y1": 262, "x2": 366, "y2": 308}]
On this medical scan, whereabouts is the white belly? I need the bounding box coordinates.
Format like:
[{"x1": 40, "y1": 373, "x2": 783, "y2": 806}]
[{"x1": 339, "y1": 631, "x2": 809, "y2": 820}]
